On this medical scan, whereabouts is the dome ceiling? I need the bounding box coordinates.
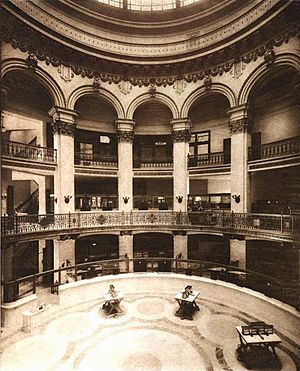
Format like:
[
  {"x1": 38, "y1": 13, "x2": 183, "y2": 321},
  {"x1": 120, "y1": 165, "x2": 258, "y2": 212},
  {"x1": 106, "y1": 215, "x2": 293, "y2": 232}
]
[{"x1": 1, "y1": 0, "x2": 299, "y2": 80}]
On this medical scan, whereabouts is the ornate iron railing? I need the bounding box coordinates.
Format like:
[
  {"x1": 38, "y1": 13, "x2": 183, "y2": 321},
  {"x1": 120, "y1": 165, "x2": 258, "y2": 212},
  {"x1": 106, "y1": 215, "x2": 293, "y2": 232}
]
[
  {"x1": 133, "y1": 156, "x2": 173, "y2": 168},
  {"x1": 74, "y1": 152, "x2": 118, "y2": 167},
  {"x1": 1, "y1": 211, "x2": 296, "y2": 239},
  {"x1": 2, "y1": 258, "x2": 299, "y2": 309},
  {"x1": 1, "y1": 140, "x2": 57, "y2": 163},
  {"x1": 248, "y1": 136, "x2": 300, "y2": 161},
  {"x1": 188, "y1": 152, "x2": 226, "y2": 167}
]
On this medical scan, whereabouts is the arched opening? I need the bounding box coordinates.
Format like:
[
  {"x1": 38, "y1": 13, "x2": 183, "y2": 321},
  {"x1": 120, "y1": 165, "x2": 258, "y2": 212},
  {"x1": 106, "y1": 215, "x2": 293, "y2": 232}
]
[
  {"x1": 133, "y1": 232, "x2": 174, "y2": 272},
  {"x1": 74, "y1": 95, "x2": 119, "y2": 210},
  {"x1": 248, "y1": 68, "x2": 300, "y2": 214},
  {"x1": 133, "y1": 101, "x2": 173, "y2": 209},
  {"x1": 187, "y1": 94, "x2": 231, "y2": 212},
  {"x1": 1, "y1": 71, "x2": 54, "y2": 217}
]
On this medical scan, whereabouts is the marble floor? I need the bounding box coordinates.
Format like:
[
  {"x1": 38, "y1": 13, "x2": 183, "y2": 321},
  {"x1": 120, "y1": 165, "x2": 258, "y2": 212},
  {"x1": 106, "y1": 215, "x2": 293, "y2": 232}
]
[{"x1": 1, "y1": 292, "x2": 300, "y2": 371}]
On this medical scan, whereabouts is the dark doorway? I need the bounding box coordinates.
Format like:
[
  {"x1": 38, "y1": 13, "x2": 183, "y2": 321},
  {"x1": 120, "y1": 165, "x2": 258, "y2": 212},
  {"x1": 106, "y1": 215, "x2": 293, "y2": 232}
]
[
  {"x1": 188, "y1": 234, "x2": 229, "y2": 264},
  {"x1": 223, "y1": 138, "x2": 231, "y2": 164},
  {"x1": 251, "y1": 132, "x2": 261, "y2": 160},
  {"x1": 133, "y1": 233, "x2": 173, "y2": 272},
  {"x1": 43, "y1": 240, "x2": 54, "y2": 284}
]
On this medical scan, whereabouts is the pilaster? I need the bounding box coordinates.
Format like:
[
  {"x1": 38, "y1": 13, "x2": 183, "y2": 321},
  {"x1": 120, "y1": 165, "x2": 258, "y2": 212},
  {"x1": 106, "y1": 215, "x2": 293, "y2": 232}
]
[
  {"x1": 53, "y1": 239, "x2": 75, "y2": 283},
  {"x1": 171, "y1": 118, "x2": 191, "y2": 212},
  {"x1": 48, "y1": 106, "x2": 78, "y2": 214},
  {"x1": 227, "y1": 104, "x2": 251, "y2": 213},
  {"x1": 173, "y1": 232, "x2": 188, "y2": 259},
  {"x1": 229, "y1": 239, "x2": 247, "y2": 270},
  {"x1": 115, "y1": 119, "x2": 135, "y2": 212}
]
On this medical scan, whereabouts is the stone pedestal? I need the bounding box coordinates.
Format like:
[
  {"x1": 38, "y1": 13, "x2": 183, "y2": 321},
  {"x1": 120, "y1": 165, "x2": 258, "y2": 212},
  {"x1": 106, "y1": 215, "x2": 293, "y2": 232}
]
[
  {"x1": 228, "y1": 105, "x2": 251, "y2": 213},
  {"x1": 48, "y1": 107, "x2": 78, "y2": 214},
  {"x1": 116, "y1": 119, "x2": 134, "y2": 212},
  {"x1": 171, "y1": 119, "x2": 191, "y2": 212}
]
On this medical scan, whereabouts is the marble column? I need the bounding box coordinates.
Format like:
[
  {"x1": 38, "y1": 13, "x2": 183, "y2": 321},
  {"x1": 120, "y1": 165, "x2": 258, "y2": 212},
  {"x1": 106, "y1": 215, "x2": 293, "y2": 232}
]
[
  {"x1": 53, "y1": 239, "x2": 75, "y2": 283},
  {"x1": 119, "y1": 232, "x2": 133, "y2": 273},
  {"x1": 227, "y1": 105, "x2": 251, "y2": 213},
  {"x1": 115, "y1": 119, "x2": 134, "y2": 212},
  {"x1": 48, "y1": 106, "x2": 78, "y2": 214},
  {"x1": 2, "y1": 244, "x2": 16, "y2": 302},
  {"x1": 229, "y1": 239, "x2": 246, "y2": 269},
  {"x1": 171, "y1": 118, "x2": 191, "y2": 212},
  {"x1": 173, "y1": 233, "x2": 188, "y2": 259}
]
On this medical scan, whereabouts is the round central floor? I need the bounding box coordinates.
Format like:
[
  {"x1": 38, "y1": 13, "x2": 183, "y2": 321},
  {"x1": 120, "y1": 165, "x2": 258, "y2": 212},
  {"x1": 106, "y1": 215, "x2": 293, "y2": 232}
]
[{"x1": 1, "y1": 292, "x2": 299, "y2": 371}]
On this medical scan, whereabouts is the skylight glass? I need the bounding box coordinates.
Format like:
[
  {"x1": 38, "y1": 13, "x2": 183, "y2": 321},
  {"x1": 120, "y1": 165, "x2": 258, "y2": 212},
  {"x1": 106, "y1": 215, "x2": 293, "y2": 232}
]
[{"x1": 96, "y1": 0, "x2": 200, "y2": 11}]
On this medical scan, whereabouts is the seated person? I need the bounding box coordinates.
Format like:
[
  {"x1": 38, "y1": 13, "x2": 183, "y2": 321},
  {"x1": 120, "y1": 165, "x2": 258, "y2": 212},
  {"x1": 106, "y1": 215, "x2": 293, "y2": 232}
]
[
  {"x1": 182, "y1": 285, "x2": 193, "y2": 299},
  {"x1": 108, "y1": 284, "x2": 117, "y2": 298}
]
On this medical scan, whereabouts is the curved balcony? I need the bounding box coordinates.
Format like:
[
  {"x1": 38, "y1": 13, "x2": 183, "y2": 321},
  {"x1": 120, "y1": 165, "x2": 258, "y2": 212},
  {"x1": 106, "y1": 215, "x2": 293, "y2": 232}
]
[
  {"x1": 188, "y1": 152, "x2": 230, "y2": 176},
  {"x1": 1, "y1": 211, "x2": 296, "y2": 244},
  {"x1": 133, "y1": 156, "x2": 173, "y2": 169},
  {"x1": 1, "y1": 140, "x2": 57, "y2": 164},
  {"x1": 248, "y1": 136, "x2": 300, "y2": 171},
  {"x1": 74, "y1": 152, "x2": 118, "y2": 168},
  {"x1": 2, "y1": 258, "x2": 300, "y2": 310}
]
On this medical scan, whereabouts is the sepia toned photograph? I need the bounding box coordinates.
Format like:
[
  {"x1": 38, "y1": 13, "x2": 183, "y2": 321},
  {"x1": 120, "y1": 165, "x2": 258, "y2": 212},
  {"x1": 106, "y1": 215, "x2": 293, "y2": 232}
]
[{"x1": 1, "y1": 0, "x2": 300, "y2": 370}]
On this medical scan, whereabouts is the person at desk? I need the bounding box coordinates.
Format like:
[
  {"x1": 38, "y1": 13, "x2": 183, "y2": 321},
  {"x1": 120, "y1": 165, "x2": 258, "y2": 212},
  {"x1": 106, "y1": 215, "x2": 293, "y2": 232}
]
[
  {"x1": 182, "y1": 285, "x2": 193, "y2": 299},
  {"x1": 102, "y1": 285, "x2": 118, "y2": 309}
]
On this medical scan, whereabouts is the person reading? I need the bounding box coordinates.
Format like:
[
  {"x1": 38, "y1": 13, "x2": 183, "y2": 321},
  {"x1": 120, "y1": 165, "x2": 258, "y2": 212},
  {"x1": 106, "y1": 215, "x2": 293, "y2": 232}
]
[
  {"x1": 182, "y1": 285, "x2": 193, "y2": 299},
  {"x1": 108, "y1": 284, "x2": 117, "y2": 298}
]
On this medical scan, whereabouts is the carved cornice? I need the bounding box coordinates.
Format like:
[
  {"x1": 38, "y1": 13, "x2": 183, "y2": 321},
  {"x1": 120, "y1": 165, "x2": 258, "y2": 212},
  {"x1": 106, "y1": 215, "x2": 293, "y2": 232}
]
[
  {"x1": 172, "y1": 129, "x2": 191, "y2": 143},
  {"x1": 0, "y1": 4, "x2": 299, "y2": 86},
  {"x1": 117, "y1": 130, "x2": 134, "y2": 143},
  {"x1": 52, "y1": 120, "x2": 76, "y2": 137},
  {"x1": 228, "y1": 119, "x2": 249, "y2": 135}
]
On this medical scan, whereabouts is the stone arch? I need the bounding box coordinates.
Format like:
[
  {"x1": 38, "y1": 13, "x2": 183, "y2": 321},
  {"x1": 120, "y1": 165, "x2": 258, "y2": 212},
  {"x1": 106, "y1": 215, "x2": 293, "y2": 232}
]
[
  {"x1": 67, "y1": 85, "x2": 125, "y2": 118},
  {"x1": 126, "y1": 92, "x2": 179, "y2": 120},
  {"x1": 238, "y1": 53, "x2": 300, "y2": 105},
  {"x1": 181, "y1": 83, "x2": 236, "y2": 118},
  {"x1": 1, "y1": 59, "x2": 66, "y2": 107}
]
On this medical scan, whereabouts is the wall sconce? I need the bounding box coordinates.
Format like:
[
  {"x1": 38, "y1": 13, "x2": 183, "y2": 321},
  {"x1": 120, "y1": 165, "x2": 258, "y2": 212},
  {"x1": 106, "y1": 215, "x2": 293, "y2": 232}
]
[
  {"x1": 50, "y1": 194, "x2": 57, "y2": 203},
  {"x1": 1, "y1": 193, "x2": 7, "y2": 200},
  {"x1": 232, "y1": 194, "x2": 240, "y2": 203},
  {"x1": 123, "y1": 196, "x2": 130, "y2": 204},
  {"x1": 176, "y1": 196, "x2": 183, "y2": 204},
  {"x1": 64, "y1": 195, "x2": 72, "y2": 204}
]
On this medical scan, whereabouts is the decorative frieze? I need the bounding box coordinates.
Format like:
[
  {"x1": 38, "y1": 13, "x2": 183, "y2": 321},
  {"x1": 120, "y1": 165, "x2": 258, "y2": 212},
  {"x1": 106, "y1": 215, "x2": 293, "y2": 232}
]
[
  {"x1": 172, "y1": 130, "x2": 191, "y2": 143},
  {"x1": 93, "y1": 77, "x2": 101, "y2": 91},
  {"x1": 52, "y1": 120, "x2": 76, "y2": 137},
  {"x1": 264, "y1": 48, "x2": 276, "y2": 66},
  {"x1": 229, "y1": 119, "x2": 249, "y2": 134},
  {"x1": 117, "y1": 130, "x2": 134, "y2": 143}
]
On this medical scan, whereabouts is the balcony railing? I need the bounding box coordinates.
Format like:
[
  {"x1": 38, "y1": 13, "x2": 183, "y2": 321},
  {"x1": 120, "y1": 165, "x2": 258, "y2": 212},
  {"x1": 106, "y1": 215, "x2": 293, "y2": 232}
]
[
  {"x1": 133, "y1": 156, "x2": 173, "y2": 168},
  {"x1": 188, "y1": 152, "x2": 227, "y2": 167},
  {"x1": 75, "y1": 152, "x2": 118, "y2": 167},
  {"x1": 248, "y1": 136, "x2": 300, "y2": 161},
  {"x1": 1, "y1": 211, "x2": 296, "y2": 240},
  {"x1": 2, "y1": 258, "x2": 300, "y2": 309},
  {"x1": 1, "y1": 140, "x2": 57, "y2": 163}
]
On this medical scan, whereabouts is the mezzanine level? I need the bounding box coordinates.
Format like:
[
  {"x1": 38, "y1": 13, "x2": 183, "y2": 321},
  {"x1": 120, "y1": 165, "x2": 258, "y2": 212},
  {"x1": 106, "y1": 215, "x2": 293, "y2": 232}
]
[
  {"x1": 2, "y1": 136, "x2": 300, "y2": 173},
  {"x1": 1, "y1": 211, "x2": 297, "y2": 245}
]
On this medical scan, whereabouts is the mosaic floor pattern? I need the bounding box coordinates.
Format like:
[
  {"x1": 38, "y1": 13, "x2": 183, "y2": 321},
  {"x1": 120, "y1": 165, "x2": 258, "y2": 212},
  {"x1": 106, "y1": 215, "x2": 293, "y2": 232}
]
[{"x1": 1, "y1": 292, "x2": 300, "y2": 371}]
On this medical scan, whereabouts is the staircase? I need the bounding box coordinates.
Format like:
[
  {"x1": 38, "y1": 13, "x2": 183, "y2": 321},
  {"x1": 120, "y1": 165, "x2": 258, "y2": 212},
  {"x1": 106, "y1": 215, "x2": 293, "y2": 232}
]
[{"x1": 15, "y1": 189, "x2": 39, "y2": 214}]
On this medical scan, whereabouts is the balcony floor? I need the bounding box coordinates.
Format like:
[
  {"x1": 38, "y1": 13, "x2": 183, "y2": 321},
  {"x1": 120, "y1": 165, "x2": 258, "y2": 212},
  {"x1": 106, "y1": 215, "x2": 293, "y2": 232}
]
[{"x1": 1, "y1": 275, "x2": 300, "y2": 371}]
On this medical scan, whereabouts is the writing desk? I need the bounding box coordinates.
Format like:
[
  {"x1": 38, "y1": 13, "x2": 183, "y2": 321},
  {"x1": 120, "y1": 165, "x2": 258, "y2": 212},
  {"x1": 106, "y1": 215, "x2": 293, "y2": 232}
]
[
  {"x1": 102, "y1": 291, "x2": 124, "y2": 317},
  {"x1": 174, "y1": 289, "x2": 200, "y2": 320},
  {"x1": 236, "y1": 325, "x2": 281, "y2": 356}
]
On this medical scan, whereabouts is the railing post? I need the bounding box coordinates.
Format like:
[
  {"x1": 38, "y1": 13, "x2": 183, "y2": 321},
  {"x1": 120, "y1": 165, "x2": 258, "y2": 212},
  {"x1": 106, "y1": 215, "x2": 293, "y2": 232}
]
[
  {"x1": 231, "y1": 210, "x2": 234, "y2": 228},
  {"x1": 74, "y1": 266, "x2": 78, "y2": 281},
  {"x1": 68, "y1": 212, "x2": 71, "y2": 229},
  {"x1": 32, "y1": 276, "x2": 37, "y2": 294}
]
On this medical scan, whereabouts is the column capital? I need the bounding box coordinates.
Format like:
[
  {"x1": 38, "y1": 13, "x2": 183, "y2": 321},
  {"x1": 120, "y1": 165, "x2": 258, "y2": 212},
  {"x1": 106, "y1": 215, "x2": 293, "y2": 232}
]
[
  {"x1": 48, "y1": 106, "x2": 78, "y2": 137},
  {"x1": 170, "y1": 118, "x2": 191, "y2": 131},
  {"x1": 227, "y1": 104, "x2": 250, "y2": 134},
  {"x1": 172, "y1": 129, "x2": 191, "y2": 143},
  {"x1": 115, "y1": 119, "x2": 135, "y2": 143}
]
